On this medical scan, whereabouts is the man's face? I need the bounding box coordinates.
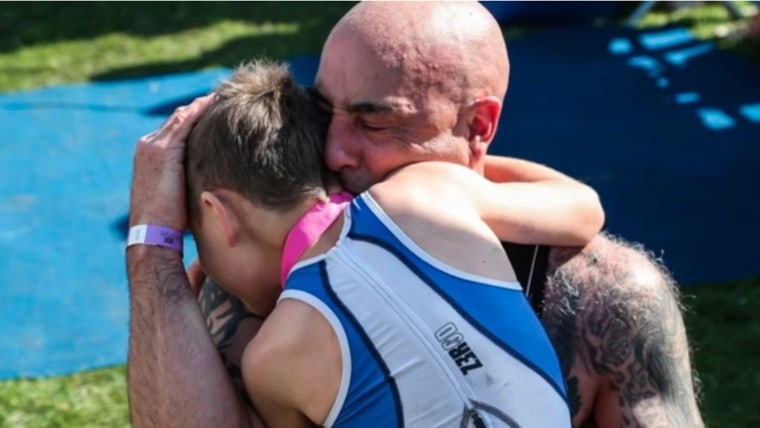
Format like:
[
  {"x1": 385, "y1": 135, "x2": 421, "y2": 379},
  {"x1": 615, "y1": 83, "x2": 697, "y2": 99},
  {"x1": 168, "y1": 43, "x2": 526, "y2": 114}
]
[{"x1": 314, "y1": 30, "x2": 469, "y2": 194}]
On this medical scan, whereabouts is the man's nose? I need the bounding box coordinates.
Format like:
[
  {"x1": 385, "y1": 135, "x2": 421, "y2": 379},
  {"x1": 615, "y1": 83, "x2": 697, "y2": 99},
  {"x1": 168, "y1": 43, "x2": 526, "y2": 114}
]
[{"x1": 325, "y1": 120, "x2": 359, "y2": 172}]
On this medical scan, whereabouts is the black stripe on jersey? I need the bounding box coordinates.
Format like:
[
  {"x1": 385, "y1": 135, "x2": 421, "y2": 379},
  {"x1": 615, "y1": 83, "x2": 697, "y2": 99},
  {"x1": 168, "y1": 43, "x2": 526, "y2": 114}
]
[
  {"x1": 348, "y1": 232, "x2": 569, "y2": 406},
  {"x1": 501, "y1": 242, "x2": 549, "y2": 316},
  {"x1": 472, "y1": 399, "x2": 523, "y2": 427},
  {"x1": 318, "y1": 261, "x2": 405, "y2": 428}
]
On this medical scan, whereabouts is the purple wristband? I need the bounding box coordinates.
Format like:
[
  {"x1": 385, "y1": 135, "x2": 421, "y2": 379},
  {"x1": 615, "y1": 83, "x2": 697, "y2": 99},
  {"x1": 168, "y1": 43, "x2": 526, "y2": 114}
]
[{"x1": 127, "y1": 224, "x2": 183, "y2": 253}]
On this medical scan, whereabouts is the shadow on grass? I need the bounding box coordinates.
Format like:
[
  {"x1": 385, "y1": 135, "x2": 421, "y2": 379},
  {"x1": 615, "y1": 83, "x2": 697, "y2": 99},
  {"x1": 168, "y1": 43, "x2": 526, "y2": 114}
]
[
  {"x1": 681, "y1": 277, "x2": 760, "y2": 428},
  {"x1": 0, "y1": 2, "x2": 354, "y2": 53}
]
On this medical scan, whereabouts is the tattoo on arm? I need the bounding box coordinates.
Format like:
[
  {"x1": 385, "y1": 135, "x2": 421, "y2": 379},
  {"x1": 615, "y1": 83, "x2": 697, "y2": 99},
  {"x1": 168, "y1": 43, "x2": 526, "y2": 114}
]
[
  {"x1": 541, "y1": 240, "x2": 702, "y2": 427},
  {"x1": 199, "y1": 280, "x2": 263, "y2": 395},
  {"x1": 584, "y1": 281, "x2": 698, "y2": 427},
  {"x1": 540, "y1": 252, "x2": 586, "y2": 421}
]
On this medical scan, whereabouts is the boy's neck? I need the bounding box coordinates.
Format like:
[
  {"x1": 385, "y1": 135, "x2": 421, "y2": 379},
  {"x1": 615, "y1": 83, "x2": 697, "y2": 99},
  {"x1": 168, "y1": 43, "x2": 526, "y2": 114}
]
[{"x1": 234, "y1": 191, "x2": 350, "y2": 312}]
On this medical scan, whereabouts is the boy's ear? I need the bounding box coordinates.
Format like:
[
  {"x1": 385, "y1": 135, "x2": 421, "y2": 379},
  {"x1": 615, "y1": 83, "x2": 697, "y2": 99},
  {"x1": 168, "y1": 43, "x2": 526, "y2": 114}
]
[{"x1": 200, "y1": 190, "x2": 241, "y2": 247}]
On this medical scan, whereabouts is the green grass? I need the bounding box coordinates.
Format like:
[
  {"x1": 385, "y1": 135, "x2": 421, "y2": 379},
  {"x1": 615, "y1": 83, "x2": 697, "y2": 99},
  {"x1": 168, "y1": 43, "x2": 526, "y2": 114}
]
[
  {"x1": 635, "y1": 0, "x2": 760, "y2": 62},
  {"x1": 0, "y1": 2, "x2": 355, "y2": 92},
  {"x1": 0, "y1": 366, "x2": 128, "y2": 427},
  {"x1": 682, "y1": 278, "x2": 760, "y2": 428},
  {"x1": 1, "y1": 2, "x2": 758, "y2": 427}
]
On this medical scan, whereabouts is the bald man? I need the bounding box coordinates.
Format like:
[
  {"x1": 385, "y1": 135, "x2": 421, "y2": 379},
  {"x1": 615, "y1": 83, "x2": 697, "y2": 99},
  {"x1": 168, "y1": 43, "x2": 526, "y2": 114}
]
[
  {"x1": 127, "y1": 2, "x2": 703, "y2": 428},
  {"x1": 199, "y1": 2, "x2": 703, "y2": 427},
  {"x1": 309, "y1": 3, "x2": 703, "y2": 427}
]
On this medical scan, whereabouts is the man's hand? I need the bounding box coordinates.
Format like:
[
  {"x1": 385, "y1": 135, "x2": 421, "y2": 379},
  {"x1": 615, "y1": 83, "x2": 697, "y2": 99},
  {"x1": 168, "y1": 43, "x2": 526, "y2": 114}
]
[{"x1": 129, "y1": 93, "x2": 216, "y2": 231}]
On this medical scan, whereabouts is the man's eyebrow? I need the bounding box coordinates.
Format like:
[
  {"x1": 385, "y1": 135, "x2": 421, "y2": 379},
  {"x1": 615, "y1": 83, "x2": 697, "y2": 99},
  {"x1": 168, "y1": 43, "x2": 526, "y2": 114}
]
[
  {"x1": 345, "y1": 100, "x2": 397, "y2": 115},
  {"x1": 308, "y1": 85, "x2": 404, "y2": 115}
]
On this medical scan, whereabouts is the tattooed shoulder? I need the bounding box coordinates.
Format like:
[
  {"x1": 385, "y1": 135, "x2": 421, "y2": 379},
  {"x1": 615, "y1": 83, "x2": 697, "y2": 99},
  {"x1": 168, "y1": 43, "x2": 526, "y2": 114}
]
[{"x1": 541, "y1": 235, "x2": 703, "y2": 427}]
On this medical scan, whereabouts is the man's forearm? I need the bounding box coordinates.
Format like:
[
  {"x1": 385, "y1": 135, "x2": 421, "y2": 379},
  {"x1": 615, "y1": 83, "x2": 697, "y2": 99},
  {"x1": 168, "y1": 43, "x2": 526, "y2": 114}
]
[{"x1": 127, "y1": 246, "x2": 255, "y2": 428}]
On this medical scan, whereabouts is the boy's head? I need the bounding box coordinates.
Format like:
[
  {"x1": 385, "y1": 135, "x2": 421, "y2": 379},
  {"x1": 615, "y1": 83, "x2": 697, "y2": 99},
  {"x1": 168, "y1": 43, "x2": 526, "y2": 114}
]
[
  {"x1": 186, "y1": 59, "x2": 332, "y2": 227},
  {"x1": 185, "y1": 60, "x2": 332, "y2": 304}
]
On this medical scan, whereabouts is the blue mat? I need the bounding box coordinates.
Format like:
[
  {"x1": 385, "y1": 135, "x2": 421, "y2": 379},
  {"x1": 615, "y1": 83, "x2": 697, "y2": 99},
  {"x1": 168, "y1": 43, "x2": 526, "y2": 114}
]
[
  {"x1": 0, "y1": 71, "x2": 225, "y2": 379},
  {"x1": 1, "y1": 25, "x2": 758, "y2": 379},
  {"x1": 498, "y1": 25, "x2": 759, "y2": 285}
]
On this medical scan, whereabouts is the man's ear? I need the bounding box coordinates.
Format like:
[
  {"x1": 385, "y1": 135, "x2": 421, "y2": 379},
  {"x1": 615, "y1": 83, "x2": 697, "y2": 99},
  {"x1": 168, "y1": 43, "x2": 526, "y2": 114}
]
[
  {"x1": 200, "y1": 190, "x2": 241, "y2": 247},
  {"x1": 463, "y1": 96, "x2": 502, "y2": 170}
]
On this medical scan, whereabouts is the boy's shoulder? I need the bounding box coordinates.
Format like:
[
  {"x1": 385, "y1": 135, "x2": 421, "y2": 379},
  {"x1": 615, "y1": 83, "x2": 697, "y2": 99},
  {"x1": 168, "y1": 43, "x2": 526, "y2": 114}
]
[{"x1": 367, "y1": 161, "x2": 483, "y2": 215}]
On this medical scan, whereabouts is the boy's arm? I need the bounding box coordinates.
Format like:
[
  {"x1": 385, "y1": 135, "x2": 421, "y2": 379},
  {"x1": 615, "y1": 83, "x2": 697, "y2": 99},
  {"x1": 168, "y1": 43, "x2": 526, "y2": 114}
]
[
  {"x1": 400, "y1": 160, "x2": 604, "y2": 247},
  {"x1": 242, "y1": 300, "x2": 337, "y2": 428},
  {"x1": 479, "y1": 155, "x2": 605, "y2": 246},
  {"x1": 484, "y1": 155, "x2": 574, "y2": 183}
]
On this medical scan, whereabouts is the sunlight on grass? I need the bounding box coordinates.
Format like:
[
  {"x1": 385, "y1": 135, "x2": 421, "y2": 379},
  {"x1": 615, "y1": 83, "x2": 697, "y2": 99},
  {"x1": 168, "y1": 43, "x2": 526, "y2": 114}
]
[
  {"x1": 0, "y1": 366, "x2": 128, "y2": 428},
  {"x1": 638, "y1": 2, "x2": 750, "y2": 31},
  {"x1": 0, "y1": 20, "x2": 299, "y2": 92},
  {"x1": 637, "y1": 1, "x2": 760, "y2": 61}
]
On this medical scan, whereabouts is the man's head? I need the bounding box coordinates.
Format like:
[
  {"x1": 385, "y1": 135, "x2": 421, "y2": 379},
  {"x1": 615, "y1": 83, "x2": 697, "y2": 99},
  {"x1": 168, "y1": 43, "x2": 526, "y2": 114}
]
[
  {"x1": 315, "y1": 1, "x2": 510, "y2": 193},
  {"x1": 186, "y1": 60, "x2": 331, "y2": 299}
]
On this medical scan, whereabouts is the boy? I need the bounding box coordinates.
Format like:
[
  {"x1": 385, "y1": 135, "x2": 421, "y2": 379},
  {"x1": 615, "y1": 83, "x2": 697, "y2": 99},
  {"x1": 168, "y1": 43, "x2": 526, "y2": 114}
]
[{"x1": 184, "y1": 60, "x2": 603, "y2": 427}]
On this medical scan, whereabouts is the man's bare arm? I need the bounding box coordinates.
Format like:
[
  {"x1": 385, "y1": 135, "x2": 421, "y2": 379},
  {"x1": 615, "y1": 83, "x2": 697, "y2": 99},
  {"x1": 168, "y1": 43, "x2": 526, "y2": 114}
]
[
  {"x1": 543, "y1": 236, "x2": 704, "y2": 428},
  {"x1": 127, "y1": 247, "x2": 259, "y2": 428},
  {"x1": 586, "y1": 270, "x2": 702, "y2": 427},
  {"x1": 126, "y1": 95, "x2": 263, "y2": 428}
]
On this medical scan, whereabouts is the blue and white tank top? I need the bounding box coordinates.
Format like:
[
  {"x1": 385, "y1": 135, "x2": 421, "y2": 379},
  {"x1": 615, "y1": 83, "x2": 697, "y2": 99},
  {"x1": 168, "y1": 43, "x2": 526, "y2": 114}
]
[{"x1": 280, "y1": 192, "x2": 570, "y2": 428}]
